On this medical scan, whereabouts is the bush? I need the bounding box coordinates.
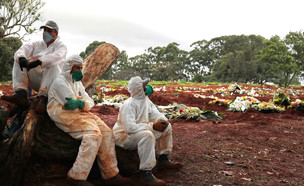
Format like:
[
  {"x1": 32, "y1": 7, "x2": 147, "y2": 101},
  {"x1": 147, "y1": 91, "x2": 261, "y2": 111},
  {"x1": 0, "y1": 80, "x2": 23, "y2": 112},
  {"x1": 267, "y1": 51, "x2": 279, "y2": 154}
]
[{"x1": 192, "y1": 74, "x2": 204, "y2": 83}]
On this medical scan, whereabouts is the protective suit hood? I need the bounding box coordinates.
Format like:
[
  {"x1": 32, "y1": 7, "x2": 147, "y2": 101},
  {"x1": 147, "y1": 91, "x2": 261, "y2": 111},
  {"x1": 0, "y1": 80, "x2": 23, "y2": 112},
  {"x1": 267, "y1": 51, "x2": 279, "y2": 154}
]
[
  {"x1": 128, "y1": 76, "x2": 146, "y2": 99},
  {"x1": 62, "y1": 54, "x2": 83, "y2": 80}
]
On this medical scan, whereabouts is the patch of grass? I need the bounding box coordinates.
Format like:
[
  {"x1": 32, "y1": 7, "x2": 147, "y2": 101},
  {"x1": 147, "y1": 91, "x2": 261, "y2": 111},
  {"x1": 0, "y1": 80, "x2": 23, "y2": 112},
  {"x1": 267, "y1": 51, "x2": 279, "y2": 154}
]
[
  {"x1": 97, "y1": 80, "x2": 128, "y2": 87},
  {"x1": 199, "y1": 82, "x2": 224, "y2": 86},
  {"x1": 96, "y1": 80, "x2": 250, "y2": 87},
  {"x1": 149, "y1": 81, "x2": 168, "y2": 86},
  {"x1": 0, "y1": 81, "x2": 12, "y2": 85}
]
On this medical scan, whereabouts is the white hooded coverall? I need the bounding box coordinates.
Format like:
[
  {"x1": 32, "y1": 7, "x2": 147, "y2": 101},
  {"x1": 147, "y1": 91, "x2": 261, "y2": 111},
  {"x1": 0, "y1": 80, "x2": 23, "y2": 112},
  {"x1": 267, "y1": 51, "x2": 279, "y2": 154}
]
[
  {"x1": 113, "y1": 76, "x2": 173, "y2": 171},
  {"x1": 13, "y1": 37, "x2": 67, "y2": 96},
  {"x1": 47, "y1": 55, "x2": 119, "y2": 180}
]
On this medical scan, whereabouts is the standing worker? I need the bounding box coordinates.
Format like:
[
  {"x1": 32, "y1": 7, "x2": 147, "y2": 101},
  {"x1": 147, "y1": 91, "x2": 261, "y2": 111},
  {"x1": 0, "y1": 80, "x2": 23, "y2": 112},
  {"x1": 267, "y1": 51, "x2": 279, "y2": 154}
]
[
  {"x1": 47, "y1": 54, "x2": 130, "y2": 185},
  {"x1": 1, "y1": 20, "x2": 67, "y2": 114},
  {"x1": 113, "y1": 76, "x2": 183, "y2": 186}
]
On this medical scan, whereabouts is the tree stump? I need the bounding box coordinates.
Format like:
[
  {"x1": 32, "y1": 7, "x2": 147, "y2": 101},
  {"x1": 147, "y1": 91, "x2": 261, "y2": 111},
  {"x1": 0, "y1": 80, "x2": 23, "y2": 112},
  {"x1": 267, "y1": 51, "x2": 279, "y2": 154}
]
[
  {"x1": 82, "y1": 43, "x2": 120, "y2": 89},
  {"x1": 0, "y1": 43, "x2": 141, "y2": 185}
]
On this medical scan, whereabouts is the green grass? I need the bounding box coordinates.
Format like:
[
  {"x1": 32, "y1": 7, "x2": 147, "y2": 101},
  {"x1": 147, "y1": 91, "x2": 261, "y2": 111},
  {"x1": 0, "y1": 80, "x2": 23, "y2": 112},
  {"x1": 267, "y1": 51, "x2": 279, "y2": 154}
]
[
  {"x1": 96, "y1": 80, "x2": 128, "y2": 86},
  {"x1": 0, "y1": 81, "x2": 12, "y2": 85},
  {"x1": 167, "y1": 80, "x2": 219, "y2": 86},
  {"x1": 97, "y1": 80, "x2": 230, "y2": 87}
]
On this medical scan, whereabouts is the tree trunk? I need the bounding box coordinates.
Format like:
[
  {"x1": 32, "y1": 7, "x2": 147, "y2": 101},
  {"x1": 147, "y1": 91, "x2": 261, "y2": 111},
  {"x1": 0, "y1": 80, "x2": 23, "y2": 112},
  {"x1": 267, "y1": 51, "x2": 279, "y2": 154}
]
[
  {"x1": 0, "y1": 43, "x2": 139, "y2": 185},
  {"x1": 82, "y1": 43, "x2": 120, "y2": 89},
  {"x1": 0, "y1": 106, "x2": 140, "y2": 185}
]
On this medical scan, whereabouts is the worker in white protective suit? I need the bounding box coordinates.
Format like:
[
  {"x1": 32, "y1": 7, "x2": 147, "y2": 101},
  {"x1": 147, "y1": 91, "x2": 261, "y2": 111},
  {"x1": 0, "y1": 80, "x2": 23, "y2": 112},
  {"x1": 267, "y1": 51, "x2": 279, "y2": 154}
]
[
  {"x1": 1, "y1": 20, "x2": 67, "y2": 114},
  {"x1": 47, "y1": 55, "x2": 131, "y2": 186},
  {"x1": 113, "y1": 76, "x2": 183, "y2": 186}
]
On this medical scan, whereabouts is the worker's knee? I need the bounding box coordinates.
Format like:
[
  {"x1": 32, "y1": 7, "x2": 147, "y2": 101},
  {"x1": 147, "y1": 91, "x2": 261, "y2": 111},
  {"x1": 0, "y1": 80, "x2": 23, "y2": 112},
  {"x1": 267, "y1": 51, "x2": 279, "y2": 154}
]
[
  {"x1": 164, "y1": 123, "x2": 172, "y2": 132},
  {"x1": 97, "y1": 119, "x2": 112, "y2": 133},
  {"x1": 82, "y1": 132, "x2": 102, "y2": 146},
  {"x1": 141, "y1": 130, "x2": 155, "y2": 142}
]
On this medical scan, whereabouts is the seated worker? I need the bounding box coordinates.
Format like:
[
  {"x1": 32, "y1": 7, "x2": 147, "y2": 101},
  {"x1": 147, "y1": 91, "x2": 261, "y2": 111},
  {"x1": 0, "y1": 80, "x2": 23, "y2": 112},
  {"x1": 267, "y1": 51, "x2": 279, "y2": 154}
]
[
  {"x1": 1, "y1": 20, "x2": 67, "y2": 114},
  {"x1": 113, "y1": 76, "x2": 183, "y2": 186},
  {"x1": 47, "y1": 55, "x2": 130, "y2": 185}
]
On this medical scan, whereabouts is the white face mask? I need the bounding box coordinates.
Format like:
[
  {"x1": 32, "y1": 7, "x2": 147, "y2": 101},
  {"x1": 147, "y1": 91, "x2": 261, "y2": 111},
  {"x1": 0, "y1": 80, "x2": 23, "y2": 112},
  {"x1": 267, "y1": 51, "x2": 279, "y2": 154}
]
[{"x1": 43, "y1": 31, "x2": 53, "y2": 43}]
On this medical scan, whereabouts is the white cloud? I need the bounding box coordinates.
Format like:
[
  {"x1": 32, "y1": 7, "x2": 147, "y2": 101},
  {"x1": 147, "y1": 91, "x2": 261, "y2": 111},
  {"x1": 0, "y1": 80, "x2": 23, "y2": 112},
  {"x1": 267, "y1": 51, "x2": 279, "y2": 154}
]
[{"x1": 24, "y1": 0, "x2": 304, "y2": 57}]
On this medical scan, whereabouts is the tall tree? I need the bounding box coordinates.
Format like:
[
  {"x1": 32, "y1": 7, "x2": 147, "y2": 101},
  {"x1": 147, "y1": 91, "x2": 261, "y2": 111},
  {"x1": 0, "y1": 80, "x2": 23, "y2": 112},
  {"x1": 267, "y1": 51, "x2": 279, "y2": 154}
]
[
  {"x1": 79, "y1": 41, "x2": 106, "y2": 59},
  {"x1": 128, "y1": 53, "x2": 151, "y2": 79},
  {"x1": 139, "y1": 42, "x2": 188, "y2": 81},
  {"x1": 104, "y1": 50, "x2": 132, "y2": 80},
  {"x1": 147, "y1": 43, "x2": 186, "y2": 81},
  {"x1": 0, "y1": 37, "x2": 22, "y2": 81},
  {"x1": 208, "y1": 51, "x2": 256, "y2": 83},
  {"x1": 188, "y1": 39, "x2": 210, "y2": 76},
  {"x1": 190, "y1": 35, "x2": 265, "y2": 80},
  {"x1": 257, "y1": 35, "x2": 298, "y2": 87},
  {"x1": 284, "y1": 31, "x2": 304, "y2": 77},
  {"x1": 0, "y1": 0, "x2": 45, "y2": 40}
]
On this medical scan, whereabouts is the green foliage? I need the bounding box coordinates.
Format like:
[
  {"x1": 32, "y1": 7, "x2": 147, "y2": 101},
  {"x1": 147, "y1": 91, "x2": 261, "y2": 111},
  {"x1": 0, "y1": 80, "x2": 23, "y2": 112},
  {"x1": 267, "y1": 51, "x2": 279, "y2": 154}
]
[
  {"x1": 79, "y1": 41, "x2": 106, "y2": 59},
  {"x1": 192, "y1": 74, "x2": 204, "y2": 83},
  {"x1": 284, "y1": 31, "x2": 304, "y2": 75},
  {"x1": 109, "y1": 50, "x2": 133, "y2": 80},
  {"x1": 208, "y1": 51, "x2": 255, "y2": 83},
  {"x1": 256, "y1": 35, "x2": 299, "y2": 87},
  {"x1": 126, "y1": 42, "x2": 189, "y2": 81},
  {"x1": 0, "y1": 0, "x2": 43, "y2": 81},
  {"x1": 0, "y1": 37, "x2": 22, "y2": 81},
  {"x1": 0, "y1": 0, "x2": 45, "y2": 39},
  {"x1": 197, "y1": 35, "x2": 265, "y2": 83},
  {"x1": 80, "y1": 33, "x2": 304, "y2": 86}
]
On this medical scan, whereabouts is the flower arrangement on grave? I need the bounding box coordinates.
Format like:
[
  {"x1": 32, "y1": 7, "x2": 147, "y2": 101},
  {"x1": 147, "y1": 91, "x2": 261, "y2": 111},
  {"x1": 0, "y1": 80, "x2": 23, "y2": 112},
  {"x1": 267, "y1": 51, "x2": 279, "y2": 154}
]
[
  {"x1": 252, "y1": 101, "x2": 285, "y2": 113},
  {"x1": 159, "y1": 103, "x2": 222, "y2": 121},
  {"x1": 227, "y1": 96, "x2": 260, "y2": 112},
  {"x1": 273, "y1": 91, "x2": 291, "y2": 107},
  {"x1": 289, "y1": 99, "x2": 304, "y2": 111}
]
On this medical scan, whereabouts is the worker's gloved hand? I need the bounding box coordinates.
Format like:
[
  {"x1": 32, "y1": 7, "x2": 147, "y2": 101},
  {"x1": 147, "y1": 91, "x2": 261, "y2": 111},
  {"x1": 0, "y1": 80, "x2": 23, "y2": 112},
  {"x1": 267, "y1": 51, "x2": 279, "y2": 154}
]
[
  {"x1": 64, "y1": 97, "x2": 85, "y2": 110},
  {"x1": 153, "y1": 119, "x2": 169, "y2": 132},
  {"x1": 19, "y1": 57, "x2": 29, "y2": 71},
  {"x1": 27, "y1": 60, "x2": 42, "y2": 71}
]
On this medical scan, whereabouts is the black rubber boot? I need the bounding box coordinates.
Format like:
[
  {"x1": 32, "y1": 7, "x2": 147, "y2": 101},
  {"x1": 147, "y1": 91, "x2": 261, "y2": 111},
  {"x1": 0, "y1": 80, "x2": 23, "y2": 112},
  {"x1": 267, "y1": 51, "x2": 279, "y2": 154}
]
[
  {"x1": 140, "y1": 170, "x2": 166, "y2": 186},
  {"x1": 103, "y1": 174, "x2": 131, "y2": 185},
  {"x1": 66, "y1": 177, "x2": 94, "y2": 186},
  {"x1": 157, "y1": 154, "x2": 183, "y2": 171},
  {"x1": 1, "y1": 89, "x2": 29, "y2": 107}
]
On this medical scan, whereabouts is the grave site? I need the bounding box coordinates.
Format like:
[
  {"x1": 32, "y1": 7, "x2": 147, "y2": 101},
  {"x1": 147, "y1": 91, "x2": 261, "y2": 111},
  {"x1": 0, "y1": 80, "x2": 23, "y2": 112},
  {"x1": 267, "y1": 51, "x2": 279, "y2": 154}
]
[{"x1": 0, "y1": 44, "x2": 304, "y2": 185}]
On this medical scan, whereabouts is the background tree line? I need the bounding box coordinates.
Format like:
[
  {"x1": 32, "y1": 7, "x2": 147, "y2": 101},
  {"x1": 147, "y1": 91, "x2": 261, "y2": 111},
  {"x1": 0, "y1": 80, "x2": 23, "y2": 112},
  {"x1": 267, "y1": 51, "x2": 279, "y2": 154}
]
[
  {"x1": 1, "y1": 0, "x2": 304, "y2": 87},
  {"x1": 81, "y1": 33, "x2": 304, "y2": 87}
]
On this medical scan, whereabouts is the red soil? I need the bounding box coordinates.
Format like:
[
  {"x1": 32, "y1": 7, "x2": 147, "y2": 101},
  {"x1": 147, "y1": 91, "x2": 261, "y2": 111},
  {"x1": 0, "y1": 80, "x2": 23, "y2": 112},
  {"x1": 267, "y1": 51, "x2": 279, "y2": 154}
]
[{"x1": 1, "y1": 83, "x2": 304, "y2": 185}]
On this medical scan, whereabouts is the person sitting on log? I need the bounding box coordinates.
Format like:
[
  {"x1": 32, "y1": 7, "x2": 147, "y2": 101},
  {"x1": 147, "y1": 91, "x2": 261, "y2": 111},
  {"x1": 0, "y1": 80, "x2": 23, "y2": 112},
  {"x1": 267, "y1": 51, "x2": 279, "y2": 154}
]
[
  {"x1": 1, "y1": 20, "x2": 67, "y2": 115},
  {"x1": 113, "y1": 76, "x2": 183, "y2": 186},
  {"x1": 47, "y1": 55, "x2": 131, "y2": 186}
]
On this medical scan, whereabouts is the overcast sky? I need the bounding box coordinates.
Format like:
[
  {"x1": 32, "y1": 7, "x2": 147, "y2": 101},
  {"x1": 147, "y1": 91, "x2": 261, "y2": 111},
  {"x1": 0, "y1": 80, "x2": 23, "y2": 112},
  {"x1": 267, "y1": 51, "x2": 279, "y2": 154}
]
[{"x1": 26, "y1": 0, "x2": 304, "y2": 58}]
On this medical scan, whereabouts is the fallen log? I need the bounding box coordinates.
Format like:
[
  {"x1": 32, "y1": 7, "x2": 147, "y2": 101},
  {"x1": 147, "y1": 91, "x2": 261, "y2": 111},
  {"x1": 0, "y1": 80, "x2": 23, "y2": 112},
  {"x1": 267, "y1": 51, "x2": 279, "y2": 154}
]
[
  {"x1": 82, "y1": 43, "x2": 120, "y2": 89},
  {"x1": 0, "y1": 43, "x2": 141, "y2": 185},
  {"x1": 0, "y1": 106, "x2": 140, "y2": 185}
]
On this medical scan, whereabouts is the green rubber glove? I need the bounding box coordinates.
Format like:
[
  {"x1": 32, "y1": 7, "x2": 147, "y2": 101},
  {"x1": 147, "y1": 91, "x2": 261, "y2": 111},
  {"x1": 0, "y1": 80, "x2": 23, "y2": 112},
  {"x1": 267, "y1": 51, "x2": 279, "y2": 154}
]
[{"x1": 64, "y1": 97, "x2": 85, "y2": 110}]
